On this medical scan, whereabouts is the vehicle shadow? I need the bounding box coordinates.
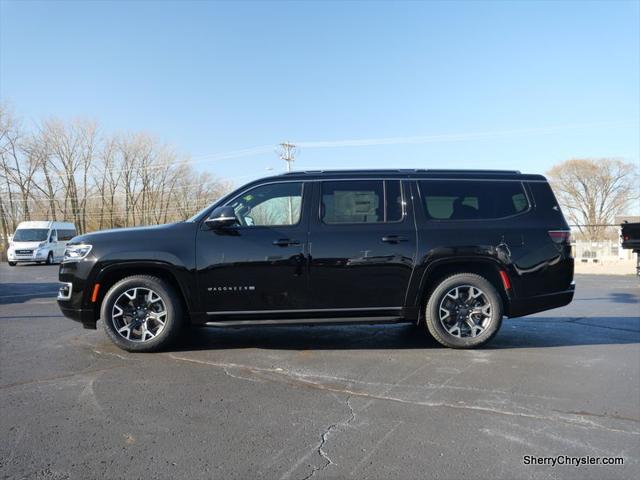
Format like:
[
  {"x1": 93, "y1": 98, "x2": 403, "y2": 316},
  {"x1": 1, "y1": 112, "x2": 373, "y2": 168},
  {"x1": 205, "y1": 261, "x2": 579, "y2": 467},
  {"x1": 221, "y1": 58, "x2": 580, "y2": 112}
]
[
  {"x1": 169, "y1": 316, "x2": 640, "y2": 352},
  {"x1": 0, "y1": 283, "x2": 59, "y2": 305},
  {"x1": 574, "y1": 292, "x2": 639, "y2": 304}
]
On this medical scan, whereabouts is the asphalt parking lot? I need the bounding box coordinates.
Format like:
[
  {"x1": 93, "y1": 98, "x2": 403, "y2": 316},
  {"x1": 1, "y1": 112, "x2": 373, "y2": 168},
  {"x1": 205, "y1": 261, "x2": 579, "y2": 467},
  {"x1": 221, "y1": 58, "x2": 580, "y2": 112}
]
[{"x1": 0, "y1": 264, "x2": 638, "y2": 480}]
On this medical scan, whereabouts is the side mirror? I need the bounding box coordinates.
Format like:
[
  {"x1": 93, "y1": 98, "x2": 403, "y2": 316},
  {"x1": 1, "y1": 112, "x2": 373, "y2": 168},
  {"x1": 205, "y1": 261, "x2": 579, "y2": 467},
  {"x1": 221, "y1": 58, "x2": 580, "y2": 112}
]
[{"x1": 205, "y1": 206, "x2": 239, "y2": 229}]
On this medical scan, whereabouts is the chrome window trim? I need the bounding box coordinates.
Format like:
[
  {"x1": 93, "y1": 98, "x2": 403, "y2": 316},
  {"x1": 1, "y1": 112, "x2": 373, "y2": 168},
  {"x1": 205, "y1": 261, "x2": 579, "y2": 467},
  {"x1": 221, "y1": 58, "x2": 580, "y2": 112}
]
[{"x1": 193, "y1": 176, "x2": 542, "y2": 223}]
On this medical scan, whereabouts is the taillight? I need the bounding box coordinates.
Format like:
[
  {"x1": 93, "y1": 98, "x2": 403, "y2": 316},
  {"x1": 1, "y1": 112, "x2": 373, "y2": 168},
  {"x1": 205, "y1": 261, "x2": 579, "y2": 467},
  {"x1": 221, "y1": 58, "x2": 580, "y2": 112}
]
[{"x1": 548, "y1": 230, "x2": 571, "y2": 245}]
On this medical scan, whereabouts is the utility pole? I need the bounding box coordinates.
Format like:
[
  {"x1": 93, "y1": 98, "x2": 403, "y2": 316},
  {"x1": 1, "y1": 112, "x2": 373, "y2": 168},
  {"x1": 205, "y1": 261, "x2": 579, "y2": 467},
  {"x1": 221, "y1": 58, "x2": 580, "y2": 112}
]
[
  {"x1": 278, "y1": 141, "x2": 297, "y2": 172},
  {"x1": 277, "y1": 142, "x2": 297, "y2": 223}
]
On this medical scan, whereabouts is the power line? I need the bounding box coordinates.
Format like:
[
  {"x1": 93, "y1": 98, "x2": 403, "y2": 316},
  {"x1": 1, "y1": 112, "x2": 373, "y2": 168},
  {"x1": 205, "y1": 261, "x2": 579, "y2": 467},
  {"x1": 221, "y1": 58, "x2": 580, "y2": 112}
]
[{"x1": 0, "y1": 172, "x2": 258, "y2": 205}]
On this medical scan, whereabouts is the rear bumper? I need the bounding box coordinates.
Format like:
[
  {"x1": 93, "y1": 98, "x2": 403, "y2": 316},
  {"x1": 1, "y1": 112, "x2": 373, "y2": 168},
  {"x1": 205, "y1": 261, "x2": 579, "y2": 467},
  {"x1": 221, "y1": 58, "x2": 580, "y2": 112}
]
[{"x1": 507, "y1": 282, "x2": 575, "y2": 318}]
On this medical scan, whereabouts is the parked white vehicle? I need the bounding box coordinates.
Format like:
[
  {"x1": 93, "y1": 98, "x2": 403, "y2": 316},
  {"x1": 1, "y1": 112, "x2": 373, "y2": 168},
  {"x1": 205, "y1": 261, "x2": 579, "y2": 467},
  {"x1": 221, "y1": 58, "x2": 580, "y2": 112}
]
[{"x1": 7, "y1": 221, "x2": 77, "y2": 266}]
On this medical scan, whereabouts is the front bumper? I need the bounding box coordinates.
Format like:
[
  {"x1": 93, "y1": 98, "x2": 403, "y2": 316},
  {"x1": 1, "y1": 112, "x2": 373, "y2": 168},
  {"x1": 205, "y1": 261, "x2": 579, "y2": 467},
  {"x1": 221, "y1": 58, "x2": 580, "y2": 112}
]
[
  {"x1": 8, "y1": 250, "x2": 49, "y2": 262},
  {"x1": 507, "y1": 282, "x2": 575, "y2": 318},
  {"x1": 58, "y1": 303, "x2": 98, "y2": 329},
  {"x1": 57, "y1": 259, "x2": 100, "y2": 329}
]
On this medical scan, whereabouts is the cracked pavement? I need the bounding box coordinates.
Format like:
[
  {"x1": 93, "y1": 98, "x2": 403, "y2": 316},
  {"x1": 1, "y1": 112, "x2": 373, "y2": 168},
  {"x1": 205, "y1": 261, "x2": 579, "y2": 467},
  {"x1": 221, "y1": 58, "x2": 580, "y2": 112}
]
[{"x1": 1, "y1": 264, "x2": 639, "y2": 479}]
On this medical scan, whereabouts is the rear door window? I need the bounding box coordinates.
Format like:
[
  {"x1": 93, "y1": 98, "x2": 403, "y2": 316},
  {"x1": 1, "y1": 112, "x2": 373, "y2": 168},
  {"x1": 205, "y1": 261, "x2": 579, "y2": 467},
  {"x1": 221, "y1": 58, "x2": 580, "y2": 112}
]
[
  {"x1": 419, "y1": 180, "x2": 529, "y2": 220},
  {"x1": 321, "y1": 180, "x2": 404, "y2": 224}
]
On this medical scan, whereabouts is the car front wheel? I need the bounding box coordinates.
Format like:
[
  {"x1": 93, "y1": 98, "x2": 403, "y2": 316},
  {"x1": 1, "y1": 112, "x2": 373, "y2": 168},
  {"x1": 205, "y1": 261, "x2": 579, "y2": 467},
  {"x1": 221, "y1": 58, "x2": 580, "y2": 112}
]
[
  {"x1": 101, "y1": 275, "x2": 184, "y2": 352},
  {"x1": 425, "y1": 273, "x2": 503, "y2": 349}
]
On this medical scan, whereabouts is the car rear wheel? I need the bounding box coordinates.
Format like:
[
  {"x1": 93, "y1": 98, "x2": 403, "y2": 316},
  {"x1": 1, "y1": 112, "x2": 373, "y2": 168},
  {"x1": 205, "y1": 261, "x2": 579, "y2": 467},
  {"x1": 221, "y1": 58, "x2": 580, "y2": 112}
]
[
  {"x1": 101, "y1": 275, "x2": 184, "y2": 352},
  {"x1": 425, "y1": 273, "x2": 503, "y2": 348}
]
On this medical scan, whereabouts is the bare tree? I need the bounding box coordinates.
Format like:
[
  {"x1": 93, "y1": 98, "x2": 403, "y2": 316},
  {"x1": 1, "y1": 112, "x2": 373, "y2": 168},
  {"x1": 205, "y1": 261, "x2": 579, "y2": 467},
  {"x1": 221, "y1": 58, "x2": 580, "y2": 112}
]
[
  {"x1": 0, "y1": 104, "x2": 19, "y2": 236},
  {"x1": 0, "y1": 106, "x2": 38, "y2": 224},
  {"x1": 41, "y1": 119, "x2": 98, "y2": 233},
  {"x1": 547, "y1": 158, "x2": 639, "y2": 241},
  {"x1": 0, "y1": 102, "x2": 233, "y2": 252}
]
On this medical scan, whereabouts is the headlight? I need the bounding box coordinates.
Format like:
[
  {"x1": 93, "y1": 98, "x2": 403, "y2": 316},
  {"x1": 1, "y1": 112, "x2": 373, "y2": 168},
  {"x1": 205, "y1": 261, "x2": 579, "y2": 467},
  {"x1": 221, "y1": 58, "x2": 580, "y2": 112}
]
[{"x1": 63, "y1": 244, "x2": 92, "y2": 262}]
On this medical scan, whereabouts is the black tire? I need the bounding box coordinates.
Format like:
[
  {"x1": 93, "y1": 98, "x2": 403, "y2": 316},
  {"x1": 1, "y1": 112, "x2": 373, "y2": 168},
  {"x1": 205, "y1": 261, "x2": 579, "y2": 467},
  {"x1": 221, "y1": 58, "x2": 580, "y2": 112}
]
[
  {"x1": 101, "y1": 275, "x2": 184, "y2": 352},
  {"x1": 8, "y1": 261, "x2": 16, "y2": 266},
  {"x1": 45, "y1": 252, "x2": 53, "y2": 265},
  {"x1": 425, "y1": 273, "x2": 503, "y2": 349}
]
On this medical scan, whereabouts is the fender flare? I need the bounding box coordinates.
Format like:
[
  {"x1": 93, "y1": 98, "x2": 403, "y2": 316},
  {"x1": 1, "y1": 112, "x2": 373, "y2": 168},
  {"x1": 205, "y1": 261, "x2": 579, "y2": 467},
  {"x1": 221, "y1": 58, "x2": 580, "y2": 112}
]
[
  {"x1": 410, "y1": 255, "x2": 509, "y2": 308},
  {"x1": 92, "y1": 259, "x2": 196, "y2": 313}
]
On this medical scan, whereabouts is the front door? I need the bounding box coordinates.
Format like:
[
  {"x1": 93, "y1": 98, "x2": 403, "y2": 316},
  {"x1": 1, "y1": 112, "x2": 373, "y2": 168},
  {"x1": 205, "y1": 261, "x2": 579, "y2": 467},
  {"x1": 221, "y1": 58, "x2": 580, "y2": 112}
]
[
  {"x1": 308, "y1": 179, "x2": 417, "y2": 311},
  {"x1": 196, "y1": 181, "x2": 310, "y2": 316}
]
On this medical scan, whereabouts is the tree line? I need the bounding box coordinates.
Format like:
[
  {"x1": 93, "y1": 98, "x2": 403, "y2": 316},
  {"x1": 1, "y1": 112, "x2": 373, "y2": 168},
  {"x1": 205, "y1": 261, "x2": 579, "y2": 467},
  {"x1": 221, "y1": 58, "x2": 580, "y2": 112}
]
[
  {"x1": 0, "y1": 104, "x2": 232, "y2": 247},
  {"x1": 1, "y1": 101, "x2": 638, "y2": 251},
  {"x1": 546, "y1": 158, "x2": 638, "y2": 241}
]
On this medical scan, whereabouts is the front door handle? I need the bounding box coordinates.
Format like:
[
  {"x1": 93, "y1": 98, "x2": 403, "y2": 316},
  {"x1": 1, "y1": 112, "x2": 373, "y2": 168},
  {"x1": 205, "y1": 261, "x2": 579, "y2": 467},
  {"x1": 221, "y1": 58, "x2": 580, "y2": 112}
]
[
  {"x1": 381, "y1": 235, "x2": 408, "y2": 244},
  {"x1": 273, "y1": 238, "x2": 301, "y2": 247}
]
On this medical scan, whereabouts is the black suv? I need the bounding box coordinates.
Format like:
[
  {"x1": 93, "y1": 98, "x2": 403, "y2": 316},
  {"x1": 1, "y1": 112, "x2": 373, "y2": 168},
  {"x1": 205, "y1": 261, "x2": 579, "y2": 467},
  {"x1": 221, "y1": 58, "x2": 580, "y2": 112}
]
[{"x1": 57, "y1": 169, "x2": 574, "y2": 352}]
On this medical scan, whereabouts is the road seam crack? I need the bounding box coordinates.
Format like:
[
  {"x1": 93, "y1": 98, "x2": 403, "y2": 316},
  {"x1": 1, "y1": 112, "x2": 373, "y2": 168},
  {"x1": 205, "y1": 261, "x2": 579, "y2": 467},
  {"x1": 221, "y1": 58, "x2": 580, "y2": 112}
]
[{"x1": 301, "y1": 396, "x2": 356, "y2": 480}]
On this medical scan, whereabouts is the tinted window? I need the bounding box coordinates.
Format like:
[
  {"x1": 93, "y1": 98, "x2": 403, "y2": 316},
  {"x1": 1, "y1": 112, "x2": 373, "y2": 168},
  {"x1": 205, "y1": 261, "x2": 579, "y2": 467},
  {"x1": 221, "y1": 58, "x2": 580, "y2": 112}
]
[
  {"x1": 321, "y1": 180, "x2": 403, "y2": 224},
  {"x1": 419, "y1": 180, "x2": 529, "y2": 220},
  {"x1": 57, "y1": 229, "x2": 77, "y2": 241},
  {"x1": 528, "y1": 182, "x2": 562, "y2": 214},
  {"x1": 227, "y1": 182, "x2": 303, "y2": 227}
]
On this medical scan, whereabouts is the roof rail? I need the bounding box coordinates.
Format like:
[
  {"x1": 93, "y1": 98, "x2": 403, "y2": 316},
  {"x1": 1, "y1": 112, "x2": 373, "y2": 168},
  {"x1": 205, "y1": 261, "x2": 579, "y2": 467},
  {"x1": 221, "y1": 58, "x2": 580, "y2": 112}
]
[
  {"x1": 425, "y1": 169, "x2": 521, "y2": 174},
  {"x1": 281, "y1": 169, "x2": 426, "y2": 176},
  {"x1": 280, "y1": 168, "x2": 522, "y2": 176}
]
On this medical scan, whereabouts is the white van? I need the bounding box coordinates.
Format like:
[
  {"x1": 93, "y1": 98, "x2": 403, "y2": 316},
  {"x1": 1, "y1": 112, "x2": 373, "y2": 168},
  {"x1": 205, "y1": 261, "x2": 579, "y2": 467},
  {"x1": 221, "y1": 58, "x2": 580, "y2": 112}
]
[{"x1": 7, "y1": 221, "x2": 77, "y2": 266}]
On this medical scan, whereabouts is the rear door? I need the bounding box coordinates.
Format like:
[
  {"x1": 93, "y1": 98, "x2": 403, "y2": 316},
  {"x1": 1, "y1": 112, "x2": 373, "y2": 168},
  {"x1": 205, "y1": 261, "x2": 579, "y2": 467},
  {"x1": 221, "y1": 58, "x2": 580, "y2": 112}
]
[{"x1": 307, "y1": 178, "x2": 417, "y2": 312}]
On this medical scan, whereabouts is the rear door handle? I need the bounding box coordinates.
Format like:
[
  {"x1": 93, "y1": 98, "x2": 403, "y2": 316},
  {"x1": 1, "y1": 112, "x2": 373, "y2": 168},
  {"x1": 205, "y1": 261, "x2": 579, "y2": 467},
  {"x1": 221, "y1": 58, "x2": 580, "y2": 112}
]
[
  {"x1": 273, "y1": 238, "x2": 301, "y2": 247},
  {"x1": 381, "y1": 235, "x2": 408, "y2": 244}
]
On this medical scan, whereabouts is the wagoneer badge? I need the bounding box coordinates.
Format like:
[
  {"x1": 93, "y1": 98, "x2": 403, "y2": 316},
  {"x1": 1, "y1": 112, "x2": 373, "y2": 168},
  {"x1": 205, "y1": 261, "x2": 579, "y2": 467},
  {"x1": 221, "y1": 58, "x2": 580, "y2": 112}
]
[{"x1": 208, "y1": 286, "x2": 256, "y2": 292}]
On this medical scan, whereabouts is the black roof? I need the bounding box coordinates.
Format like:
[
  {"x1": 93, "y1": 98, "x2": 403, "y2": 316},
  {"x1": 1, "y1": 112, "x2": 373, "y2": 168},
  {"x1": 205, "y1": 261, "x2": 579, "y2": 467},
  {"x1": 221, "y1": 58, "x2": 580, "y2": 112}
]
[{"x1": 273, "y1": 169, "x2": 545, "y2": 181}]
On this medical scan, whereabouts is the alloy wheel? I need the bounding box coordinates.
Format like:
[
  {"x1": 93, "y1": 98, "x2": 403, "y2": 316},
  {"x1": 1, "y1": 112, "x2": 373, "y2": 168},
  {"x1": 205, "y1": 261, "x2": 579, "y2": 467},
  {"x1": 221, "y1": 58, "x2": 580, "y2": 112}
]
[
  {"x1": 111, "y1": 287, "x2": 167, "y2": 342},
  {"x1": 438, "y1": 285, "x2": 492, "y2": 338}
]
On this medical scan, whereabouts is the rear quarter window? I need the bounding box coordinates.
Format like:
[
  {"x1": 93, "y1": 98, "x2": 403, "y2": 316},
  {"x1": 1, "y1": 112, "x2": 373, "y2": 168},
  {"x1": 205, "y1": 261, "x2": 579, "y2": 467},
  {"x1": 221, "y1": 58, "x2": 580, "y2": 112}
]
[
  {"x1": 527, "y1": 181, "x2": 562, "y2": 213},
  {"x1": 419, "y1": 180, "x2": 530, "y2": 220}
]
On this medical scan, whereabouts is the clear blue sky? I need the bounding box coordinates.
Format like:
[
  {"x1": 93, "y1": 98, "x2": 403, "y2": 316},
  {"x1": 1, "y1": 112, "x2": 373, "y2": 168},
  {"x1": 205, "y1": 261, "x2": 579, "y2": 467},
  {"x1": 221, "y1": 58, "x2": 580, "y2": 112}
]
[{"x1": 1, "y1": 0, "x2": 638, "y2": 184}]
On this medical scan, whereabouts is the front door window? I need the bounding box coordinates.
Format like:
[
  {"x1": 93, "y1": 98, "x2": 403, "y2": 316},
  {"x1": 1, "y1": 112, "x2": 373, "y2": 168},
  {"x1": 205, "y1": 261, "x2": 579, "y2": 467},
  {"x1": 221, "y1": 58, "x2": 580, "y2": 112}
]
[{"x1": 227, "y1": 182, "x2": 303, "y2": 227}]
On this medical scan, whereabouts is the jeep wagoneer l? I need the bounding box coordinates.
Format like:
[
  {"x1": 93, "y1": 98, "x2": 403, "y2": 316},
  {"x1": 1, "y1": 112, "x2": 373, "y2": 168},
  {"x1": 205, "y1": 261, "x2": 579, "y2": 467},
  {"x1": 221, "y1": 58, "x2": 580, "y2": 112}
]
[{"x1": 57, "y1": 169, "x2": 574, "y2": 352}]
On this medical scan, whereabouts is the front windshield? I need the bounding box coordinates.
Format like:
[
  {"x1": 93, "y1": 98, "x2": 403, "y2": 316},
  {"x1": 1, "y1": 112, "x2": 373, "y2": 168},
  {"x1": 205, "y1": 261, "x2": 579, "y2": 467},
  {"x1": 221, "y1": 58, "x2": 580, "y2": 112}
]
[{"x1": 13, "y1": 228, "x2": 49, "y2": 242}]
